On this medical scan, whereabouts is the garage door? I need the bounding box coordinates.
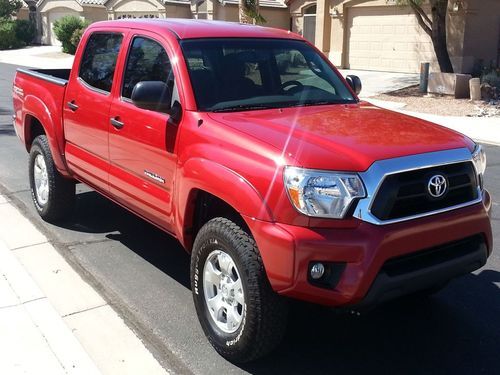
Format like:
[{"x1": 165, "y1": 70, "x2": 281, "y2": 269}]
[
  {"x1": 48, "y1": 10, "x2": 79, "y2": 46},
  {"x1": 347, "y1": 6, "x2": 436, "y2": 73}
]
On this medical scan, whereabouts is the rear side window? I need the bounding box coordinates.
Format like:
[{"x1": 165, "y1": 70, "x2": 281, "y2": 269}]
[
  {"x1": 121, "y1": 36, "x2": 174, "y2": 99},
  {"x1": 79, "y1": 33, "x2": 123, "y2": 93}
]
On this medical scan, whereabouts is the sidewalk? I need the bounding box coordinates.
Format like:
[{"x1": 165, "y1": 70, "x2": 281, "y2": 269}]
[
  {"x1": 0, "y1": 194, "x2": 167, "y2": 375},
  {"x1": 367, "y1": 98, "x2": 500, "y2": 146}
]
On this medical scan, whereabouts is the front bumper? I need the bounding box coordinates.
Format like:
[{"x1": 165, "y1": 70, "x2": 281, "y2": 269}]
[{"x1": 244, "y1": 191, "x2": 493, "y2": 307}]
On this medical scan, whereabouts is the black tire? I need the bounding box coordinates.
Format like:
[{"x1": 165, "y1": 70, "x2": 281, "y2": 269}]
[
  {"x1": 29, "y1": 135, "x2": 75, "y2": 222},
  {"x1": 191, "y1": 217, "x2": 288, "y2": 363}
]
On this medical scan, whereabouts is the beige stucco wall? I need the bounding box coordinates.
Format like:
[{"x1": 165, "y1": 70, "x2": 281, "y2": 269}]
[
  {"x1": 213, "y1": 2, "x2": 239, "y2": 22},
  {"x1": 82, "y1": 7, "x2": 107, "y2": 23},
  {"x1": 462, "y1": 0, "x2": 500, "y2": 70},
  {"x1": 166, "y1": 4, "x2": 191, "y2": 18},
  {"x1": 112, "y1": 0, "x2": 162, "y2": 12},
  {"x1": 39, "y1": 0, "x2": 83, "y2": 13},
  {"x1": 261, "y1": 7, "x2": 289, "y2": 30}
]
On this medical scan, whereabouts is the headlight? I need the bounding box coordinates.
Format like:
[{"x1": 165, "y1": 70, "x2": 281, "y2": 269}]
[
  {"x1": 284, "y1": 166, "x2": 366, "y2": 219},
  {"x1": 472, "y1": 144, "x2": 487, "y2": 190}
]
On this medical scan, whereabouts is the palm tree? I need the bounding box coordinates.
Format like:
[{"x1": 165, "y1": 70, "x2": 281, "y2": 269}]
[{"x1": 238, "y1": 0, "x2": 265, "y2": 24}]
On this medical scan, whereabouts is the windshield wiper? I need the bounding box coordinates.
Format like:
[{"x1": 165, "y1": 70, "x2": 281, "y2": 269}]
[
  {"x1": 211, "y1": 104, "x2": 278, "y2": 112},
  {"x1": 285, "y1": 99, "x2": 353, "y2": 108}
]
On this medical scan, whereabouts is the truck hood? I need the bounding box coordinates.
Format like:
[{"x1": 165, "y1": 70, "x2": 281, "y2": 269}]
[{"x1": 207, "y1": 102, "x2": 474, "y2": 171}]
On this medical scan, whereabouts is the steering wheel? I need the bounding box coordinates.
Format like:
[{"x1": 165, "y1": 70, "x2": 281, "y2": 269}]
[{"x1": 281, "y1": 80, "x2": 304, "y2": 94}]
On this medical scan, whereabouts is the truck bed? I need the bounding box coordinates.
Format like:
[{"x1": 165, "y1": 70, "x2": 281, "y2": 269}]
[
  {"x1": 17, "y1": 68, "x2": 71, "y2": 86},
  {"x1": 13, "y1": 67, "x2": 71, "y2": 170}
]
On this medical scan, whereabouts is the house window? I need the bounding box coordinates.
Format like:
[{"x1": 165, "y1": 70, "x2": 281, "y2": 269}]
[{"x1": 302, "y1": 5, "x2": 316, "y2": 44}]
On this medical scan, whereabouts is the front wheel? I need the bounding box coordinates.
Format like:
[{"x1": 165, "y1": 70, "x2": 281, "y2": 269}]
[
  {"x1": 29, "y1": 135, "x2": 75, "y2": 222},
  {"x1": 191, "y1": 217, "x2": 288, "y2": 363}
]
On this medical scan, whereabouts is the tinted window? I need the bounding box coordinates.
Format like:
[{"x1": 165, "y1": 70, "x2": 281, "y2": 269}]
[
  {"x1": 181, "y1": 38, "x2": 356, "y2": 112},
  {"x1": 79, "y1": 33, "x2": 123, "y2": 93},
  {"x1": 122, "y1": 37, "x2": 174, "y2": 99}
]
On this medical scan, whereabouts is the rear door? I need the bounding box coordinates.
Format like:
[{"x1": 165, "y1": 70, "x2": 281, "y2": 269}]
[
  {"x1": 108, "y1": 32, "x2": 179, "y2": 231},
  {"x1": 63, "y1": 31, "x2": 125, "y2": 191}
]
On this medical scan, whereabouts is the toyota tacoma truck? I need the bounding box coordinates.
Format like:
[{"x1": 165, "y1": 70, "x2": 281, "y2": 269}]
[{"x1": 12, "y1": 19, "x2": 492, "y2": 363}]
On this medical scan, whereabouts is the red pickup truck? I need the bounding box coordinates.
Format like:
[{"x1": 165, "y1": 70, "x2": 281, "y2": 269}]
[{"x1": 12, "y1": 19, "x2": 492, "y2": 362}]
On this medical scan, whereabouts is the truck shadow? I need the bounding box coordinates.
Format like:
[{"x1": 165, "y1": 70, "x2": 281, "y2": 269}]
[
  {"x1": 61, "y1": 190, "x2": 499, "y2": 375},
  {"x1": 242, "y1": 271, "x2": 500, "y2": 375},
  {"x1": 60, "y1": 190, "x2": 191, "y2": 289}
]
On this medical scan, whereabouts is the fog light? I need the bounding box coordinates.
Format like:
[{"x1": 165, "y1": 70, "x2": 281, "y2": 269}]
[{"x1": 310, "y1": 263, "x2": 325, "y2": 280}]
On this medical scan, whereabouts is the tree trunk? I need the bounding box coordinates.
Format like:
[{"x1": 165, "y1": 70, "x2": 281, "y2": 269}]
[
  {"x1": 430, "y1": 0, "x2": 454, "y2": 73},
  {"x1": 238, "y1": 0, "x2": 252, "y2": 24}
]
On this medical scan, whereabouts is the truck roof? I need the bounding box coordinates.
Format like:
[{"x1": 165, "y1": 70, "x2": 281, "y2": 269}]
[{"x1": 90, "y1": 19, "x2": 303, "y2": 41}]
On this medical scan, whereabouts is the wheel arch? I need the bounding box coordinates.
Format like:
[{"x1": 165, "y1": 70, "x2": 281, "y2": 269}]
[
  {"x1": 176, "y1": 158, "x2": 273, "y2": 251},
  {"x1": 22, "y1": 95, "x2": 70, "y2": 176}
]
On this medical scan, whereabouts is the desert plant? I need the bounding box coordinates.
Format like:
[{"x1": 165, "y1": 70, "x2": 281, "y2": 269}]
[
  {"x1": 53, "y1": 16, "x2": 89, "y2": 54},
  {"x1": 14, "y1": 19, "x2": 35, "y2": 45},
  {"x1": 481, "y1": 67, "x2": 500, "y2": 90},
  {"x1": 238, "y1": 0, "x2": 265, "y2": 25},
  {"x1": 0, "y1": 20, "x2": 23, "y2": 49}
]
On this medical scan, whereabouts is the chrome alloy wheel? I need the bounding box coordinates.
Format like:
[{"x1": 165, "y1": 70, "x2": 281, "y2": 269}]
[
  {"x1": 33, "y1": 154, "x2": 49, "y2": 206},
  {"x1": 203, "y1": 250, "x2": 245, "y2": 334}
]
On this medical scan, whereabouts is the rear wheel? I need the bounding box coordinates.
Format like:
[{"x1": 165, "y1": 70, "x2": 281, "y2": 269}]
[
  {"x1": 29, "y1": 135, "x2": 75, "y2": 222},
  {"x1": 191, "y1": 217, "x2": 288, "y2": 363}
]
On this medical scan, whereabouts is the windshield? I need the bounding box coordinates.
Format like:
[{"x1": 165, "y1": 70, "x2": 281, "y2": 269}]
[{"x1": 180, "y1": 38, "x2": 357, "y2": 112}]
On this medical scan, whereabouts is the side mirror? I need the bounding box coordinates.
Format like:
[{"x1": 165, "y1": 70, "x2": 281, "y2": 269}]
[
  {"x1": 131, "y1": 81, "x2": 171, "y2": 112},
  {"x1": 346, "y1": 75, "x2": 362, "y2": 95}
]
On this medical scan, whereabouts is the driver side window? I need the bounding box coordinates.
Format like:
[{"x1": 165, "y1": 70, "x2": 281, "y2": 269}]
[
  {"x1": 276, "y1": 49, "x2": 336, "y2": 95},
  {"x1": 122, "y1": 36, "x2": 174, "y2": 101}
]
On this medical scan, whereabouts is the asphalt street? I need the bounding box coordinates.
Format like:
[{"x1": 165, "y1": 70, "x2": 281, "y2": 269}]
[{"x1": 1, "y1": 62, "x2": 499, "y2": 375}]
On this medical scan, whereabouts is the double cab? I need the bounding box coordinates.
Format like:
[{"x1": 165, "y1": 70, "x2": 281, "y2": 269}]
[{"x1": 12, "y1": 19, "x2": 492, "y2": 363}]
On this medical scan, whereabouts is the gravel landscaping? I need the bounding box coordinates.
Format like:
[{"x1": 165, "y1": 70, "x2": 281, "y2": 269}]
[{"x1": 374, "y1": 85, "x2": 500, "y2": 118}]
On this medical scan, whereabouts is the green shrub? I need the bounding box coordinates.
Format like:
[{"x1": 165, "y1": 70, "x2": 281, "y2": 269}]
[
  {"x1": 14, "y1": 19, "x2": 35, "y2": 45},
  {"x1": 69, "y1": 26, "x2": 85, "y2": 51},
  {"x1": 0, "y1": 20, "x2": 23, "y2": 49},
  {"x1": 53, "y1": 16, "x2": 89, "y2": 54}
]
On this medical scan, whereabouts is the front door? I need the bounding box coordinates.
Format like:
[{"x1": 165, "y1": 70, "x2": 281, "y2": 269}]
[
  {"x1": 108, "y1": 34, "x2": 178, "y2": 231},
  {"x1": 64, "y1": 31, "x2": 125, "y2": 191}
]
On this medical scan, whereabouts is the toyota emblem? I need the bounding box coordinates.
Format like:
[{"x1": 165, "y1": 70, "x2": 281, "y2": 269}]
[{"x1": 428, "y1": 175, "x2": 447, "y2": 198}]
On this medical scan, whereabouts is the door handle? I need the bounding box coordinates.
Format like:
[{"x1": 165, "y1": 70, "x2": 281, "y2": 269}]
[
  {"x1": 67, "y1": 101, "x2": 79, "y2": 111},
  {"x1": 110, "y1": 117, "x2": 124, "y2": 129}
]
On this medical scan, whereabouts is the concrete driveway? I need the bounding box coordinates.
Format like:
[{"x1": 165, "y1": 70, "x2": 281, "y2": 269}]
[
  {"x1": 339, "y1": 69, "x2": 419, "y2": 98},
  {"x1": 0, "y1": 46, "x2": 73, "y2": 69}
]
